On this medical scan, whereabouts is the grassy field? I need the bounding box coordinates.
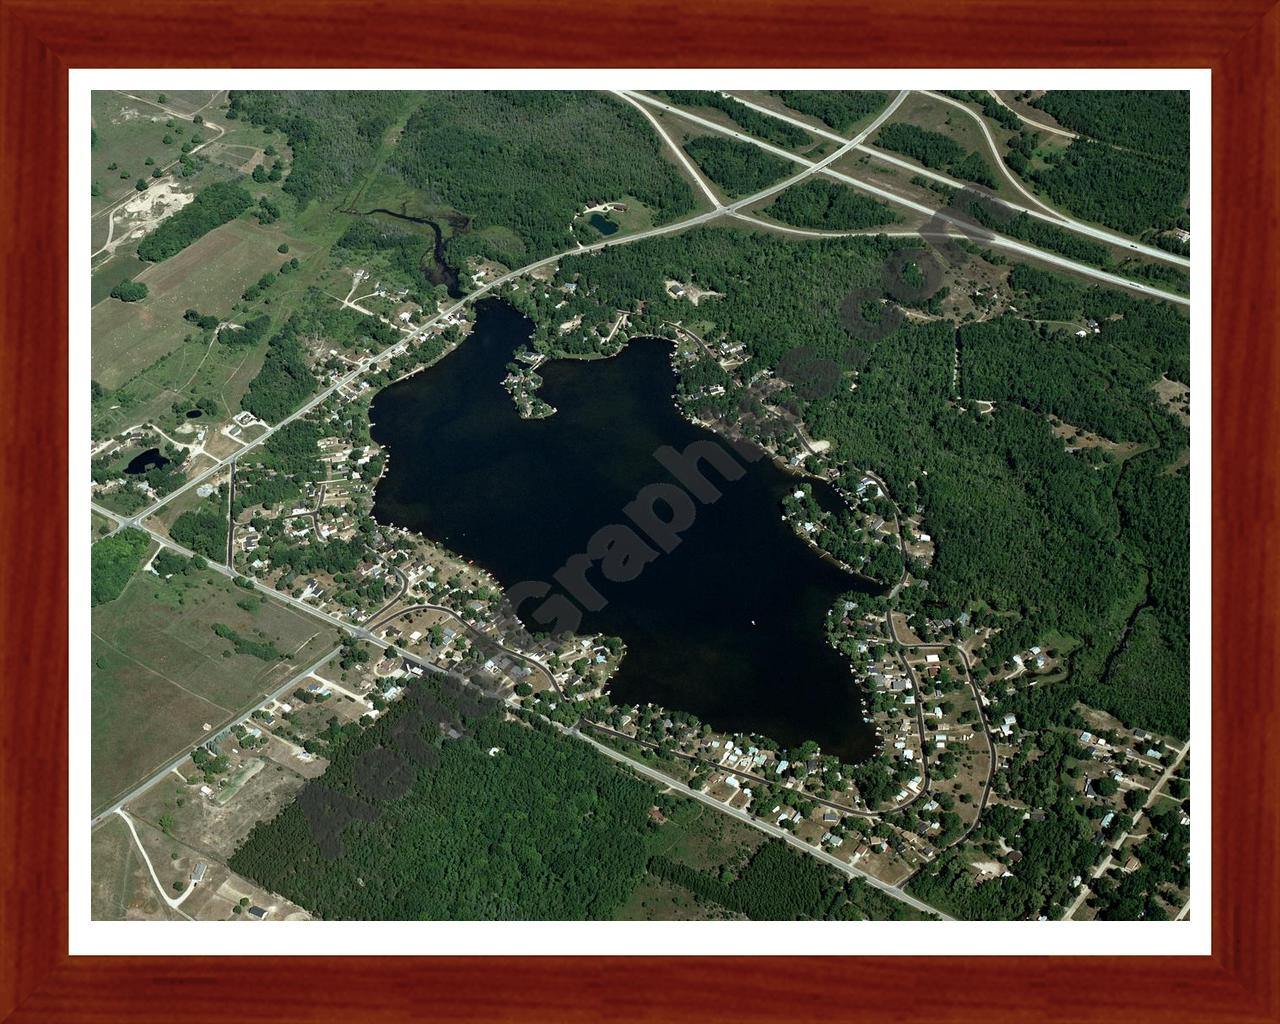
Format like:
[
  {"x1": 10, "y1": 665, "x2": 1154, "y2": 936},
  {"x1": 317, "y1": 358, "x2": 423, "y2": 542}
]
[
  {"x1": 150, "y1": 90, "x2": 223, "y2": 118},
  {"x1": 91, "y1": 566, "x2": 333, "y2": 813},
  {"x1": 644, "y1": 797, "x2": 765, "y2": 871},
  {"x1": 92, "y1": 217, "x2": 305, "y2": 389},
  {"x1": 868, "y1": 93, "x2": 1013, "y2": 199},
  {"x1": 91, "y1": 91, "x2": 182, "y2": 217},
  {"x1": 92, "y1": 140, "x2": 361, "y2": 443},
  {"x1": 90, "y1": 814, "x2": 187, "y2": 921}
]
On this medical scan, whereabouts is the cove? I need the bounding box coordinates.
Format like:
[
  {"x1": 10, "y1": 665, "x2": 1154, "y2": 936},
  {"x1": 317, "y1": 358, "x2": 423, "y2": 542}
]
[{"x1": 369, "y1": 300, "x2": 879, "y2": 762}]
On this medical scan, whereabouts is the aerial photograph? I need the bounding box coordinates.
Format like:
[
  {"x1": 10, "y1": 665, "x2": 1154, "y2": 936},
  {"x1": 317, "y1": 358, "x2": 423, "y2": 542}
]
[{"x1": 88, "y1": 87, "x2": 1192, "y2": 924}]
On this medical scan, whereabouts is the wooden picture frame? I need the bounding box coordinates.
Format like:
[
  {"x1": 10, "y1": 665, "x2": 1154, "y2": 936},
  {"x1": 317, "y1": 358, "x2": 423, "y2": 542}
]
[{"x1": 3, "y1": 1, "x2": 1274, "y2": 1019}]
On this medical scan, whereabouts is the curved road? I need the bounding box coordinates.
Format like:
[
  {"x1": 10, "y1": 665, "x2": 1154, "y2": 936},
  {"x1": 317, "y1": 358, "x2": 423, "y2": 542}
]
[{"x1": 632, "y1": 91, "x2": 1190, "y2": 283}]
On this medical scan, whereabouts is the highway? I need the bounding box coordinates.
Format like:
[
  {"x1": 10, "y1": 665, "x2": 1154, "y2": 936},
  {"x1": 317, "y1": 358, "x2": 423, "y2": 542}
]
[
  {"x1": 622, "y1": 91, "x2": 1190, "y2": 305},
  {"x1": 117, "y1": 92, "x2": 908, "y2": 536},
  {"x1": 719, "y1": 89, "x2": 1185, "y2": 269},
  {"x1": 88, "y1": 90, "x2": 1191, "y2": 921},
  {"x1": 113, "y1": 86, "x2": 1188, "y2": 539}
]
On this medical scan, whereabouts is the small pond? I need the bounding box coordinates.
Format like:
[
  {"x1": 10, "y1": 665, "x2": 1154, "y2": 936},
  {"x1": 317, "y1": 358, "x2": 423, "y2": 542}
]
[
  {"x1": 124, "y1": 448, "x2": 170, "y2": 475},
  {"x1": 588, "y1": 212, "x2": 619, "y2": 236}
]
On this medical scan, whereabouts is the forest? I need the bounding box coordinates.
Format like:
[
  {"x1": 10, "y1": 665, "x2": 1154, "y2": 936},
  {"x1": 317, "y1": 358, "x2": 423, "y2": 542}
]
[
  {"x1": 388, "y1": 91, "x2": 695, "y2": 267},
  {"x1": 873, "y1": 123, "x2": 998, "y2": 188},
  {"x1": 1027, "y1": 140, "x2": 1189, "y2": 235},
  {"x1": 230, "y1": 688, "x2": 657, "y2": 919},
  {"x1": 682, "y1": 136, "x2": 793, "y2": 198},
  {"x1": 513, "y1": 225, "x2": 1188, "y2": 738},
  {"x1": 169, "y1": 502, "x2": 228, "y2": 561},
  {"x1": 771, "y1": 91, "x2": 888, "y2": 133},
  {"x1": 241, "y1": 316, "x2": 319, "y2": 423},
  {"x1": 659, "y1": 91, "x2": 810, "y2": 148},
  {"x1": 766, "y1": 179, "x2": 898, "y2": 231},
  {"x1": 90, "y1": 529, "x2": 149, "y2": 606},
  {"x1": 136, "y1": 181, "x2": 252, "y2": 262},
  {"x1": 227, "y1": 91, "x2": 411, "y2": 203},
  {"x1": 649, "y1": 842, "x2": 861, "y2": 920},
  {"x1": 1028, "y1": 91, "x2": 1189, "y2": 163}
]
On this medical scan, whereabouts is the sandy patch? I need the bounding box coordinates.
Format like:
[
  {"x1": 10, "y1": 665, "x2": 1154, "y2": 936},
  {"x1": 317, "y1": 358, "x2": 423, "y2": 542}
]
[
  {"x1": 103, "y1": 182, "x2": 194, "y2": 257},
  {"x1": 665, "y1": 279, "x2": 724, "y2": 306},
  {"x1": 1152, "y1": 375, "x2": 1190, "y2": 427}
]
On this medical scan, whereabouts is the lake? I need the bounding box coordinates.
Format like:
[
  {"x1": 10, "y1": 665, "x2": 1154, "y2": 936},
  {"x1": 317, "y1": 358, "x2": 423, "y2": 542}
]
[{"x1": 369, "y1": 300, "x2": 878, "y2": 762}]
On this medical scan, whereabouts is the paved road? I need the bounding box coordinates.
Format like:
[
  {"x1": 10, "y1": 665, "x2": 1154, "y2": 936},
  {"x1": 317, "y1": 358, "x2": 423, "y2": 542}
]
[
  {"x1": 987, "y1": 91, "x2": 1078, "y2": 139},
  {"x1": 1061, "y1": 739, "x2": 1191, "y2": 919},
  {"x1": 569, "y1": 724, "x2": 950, "y2": 920},
  {"x1": 92, "y1": 503, "x2": 952, "y2": 910},
  {"x1": 623, "y1": 91, "x2": 1190, "y2": 304},
  {"x1": 585, "y1": 721, "x2": 918, "y2": 820},
  {"x1": 89, "y1": 641, "x2": 341, "y2": 826}
]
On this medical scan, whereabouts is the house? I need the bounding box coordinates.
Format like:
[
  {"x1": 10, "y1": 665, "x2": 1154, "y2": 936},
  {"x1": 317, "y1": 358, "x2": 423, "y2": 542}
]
[
  {"x1": 190, "y1": 862, "x2": 207, "y2": 883},
  {"x1": 248, "y1": 906, "x2": 269, "y2": 920},
  {"x1": 925, "y1": 653, "x2": 940, "y2": 665}
]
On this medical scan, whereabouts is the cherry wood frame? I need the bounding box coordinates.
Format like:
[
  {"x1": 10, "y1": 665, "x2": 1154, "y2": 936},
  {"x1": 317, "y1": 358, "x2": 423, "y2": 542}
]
[{"x1": 2, "y1": 1, "x2": 1276, "y2": 1020}]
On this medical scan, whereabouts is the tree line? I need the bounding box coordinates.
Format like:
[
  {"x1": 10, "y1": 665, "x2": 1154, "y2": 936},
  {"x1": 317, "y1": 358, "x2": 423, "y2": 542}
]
[
  {"x1": 771, "y1": 91, "x2": 888, "y2": 133},
  {"x1": 873, "y1": 123, "x2": 998, "y2": 188},
  {"x1": 137, "y1": 181, "x2": 252, "y2": 263},
  {"x1": 682, "y1": 136, "x2": 793, "y2": 199},
  {"x1": 660, "y1": 91, "x2": 810, "y2": 148}
]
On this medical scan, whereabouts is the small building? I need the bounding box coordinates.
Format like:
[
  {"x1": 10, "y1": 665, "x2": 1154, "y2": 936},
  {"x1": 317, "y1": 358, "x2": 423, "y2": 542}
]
[
  {"x1": 190, "y1": 862, "x2": 207, "y2": 883},
  {"x1": 248, "y1": 905, "x2": 269, "y2": 920}
]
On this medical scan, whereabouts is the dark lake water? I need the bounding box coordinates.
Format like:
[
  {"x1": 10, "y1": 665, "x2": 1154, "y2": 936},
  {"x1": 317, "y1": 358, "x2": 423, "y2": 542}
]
[
  {"x1": 588, "y1": 213, "x2": 619, "y2": 236},
  {"x1": 186, "y1": 409, "x2": 204, "y2": 419},
  {"x1": 369, "y1": 300, "x2": 878, "y2": 761},
  {"x1": 124, "y1": 447, "x2": 169, "y2": 475}
]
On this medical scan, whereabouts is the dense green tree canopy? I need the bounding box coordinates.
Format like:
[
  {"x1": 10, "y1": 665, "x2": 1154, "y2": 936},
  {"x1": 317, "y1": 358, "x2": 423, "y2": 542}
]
[
  {"x1": 137, "y1": 181, "x2": 253, "y2": 263},
  {"x1": 90, "y1": 529, "x2": 149, "y2": 606}
]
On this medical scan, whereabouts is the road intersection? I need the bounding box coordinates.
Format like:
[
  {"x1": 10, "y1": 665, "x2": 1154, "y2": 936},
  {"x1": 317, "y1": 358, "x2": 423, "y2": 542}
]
[{"x1": 89, "y1": 89, "x2": 1193, "y2": 924}]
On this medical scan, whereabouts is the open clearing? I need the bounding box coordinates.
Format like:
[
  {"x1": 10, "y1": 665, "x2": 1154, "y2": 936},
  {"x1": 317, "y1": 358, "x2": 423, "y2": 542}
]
[
  {"x1": 91, "y1": 566, "x2": 331, "y2": 813},
  {"x1": 91, "y1": 92, "x2": 179, "y2": 217},
  {"x1": 127, "y1": 751, "x2": 310, "y2": 860},
  {"x1": 90, "y1": 815, "x2": 186, "y2": 921},
  {"x1": 867, "y1": 92, "x2": 1014, "y2": 200},
  {"x1": 92, "y1": 217, "x2": 302, "y2": 390}
]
